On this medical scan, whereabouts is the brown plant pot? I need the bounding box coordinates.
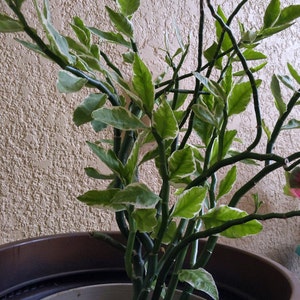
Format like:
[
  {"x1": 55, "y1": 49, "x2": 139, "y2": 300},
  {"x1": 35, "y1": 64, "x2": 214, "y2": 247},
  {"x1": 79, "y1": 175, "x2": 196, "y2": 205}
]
[{"x1": 0, "y1": 232, "x2": 299, "y2": 300}]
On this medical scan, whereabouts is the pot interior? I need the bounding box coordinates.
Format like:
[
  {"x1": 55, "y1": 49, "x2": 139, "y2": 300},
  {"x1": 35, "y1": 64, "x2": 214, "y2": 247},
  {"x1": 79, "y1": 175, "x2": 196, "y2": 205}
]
[{"x1": 42, "y1": 283, "x2": 204, "y2": 300}]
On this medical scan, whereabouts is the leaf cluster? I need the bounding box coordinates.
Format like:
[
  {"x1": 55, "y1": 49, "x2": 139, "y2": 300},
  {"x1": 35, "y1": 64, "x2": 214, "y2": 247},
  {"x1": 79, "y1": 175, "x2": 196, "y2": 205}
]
[{"x1": 1, "y1": 0, "x2": 300, "y2": 299}]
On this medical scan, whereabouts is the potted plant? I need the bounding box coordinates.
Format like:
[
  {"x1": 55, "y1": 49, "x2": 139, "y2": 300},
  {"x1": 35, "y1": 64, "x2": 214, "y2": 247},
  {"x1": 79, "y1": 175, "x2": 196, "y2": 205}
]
[{"x1": 0, "y1": 0, "x2": 300, "y2": 299}]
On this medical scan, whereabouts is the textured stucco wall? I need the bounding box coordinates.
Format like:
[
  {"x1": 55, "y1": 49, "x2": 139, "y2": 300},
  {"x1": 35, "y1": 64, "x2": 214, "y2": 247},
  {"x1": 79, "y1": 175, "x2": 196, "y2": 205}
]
[{"x1": 0, "y1": 0, "x2": 299, "y2": 277}]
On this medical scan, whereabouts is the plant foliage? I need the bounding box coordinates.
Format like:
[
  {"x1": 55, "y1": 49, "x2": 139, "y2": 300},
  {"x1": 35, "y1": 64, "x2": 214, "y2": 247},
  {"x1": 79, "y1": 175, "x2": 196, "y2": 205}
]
[{"x1": 1, "y1": 0, "x2": 300, "y2": 299}]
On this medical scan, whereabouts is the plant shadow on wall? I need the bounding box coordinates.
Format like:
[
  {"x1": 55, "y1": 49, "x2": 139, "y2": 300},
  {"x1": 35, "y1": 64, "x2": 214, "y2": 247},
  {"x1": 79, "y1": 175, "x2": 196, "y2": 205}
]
[{"x1": 1, "y1": 0, "x2": 300, "y2": 299}]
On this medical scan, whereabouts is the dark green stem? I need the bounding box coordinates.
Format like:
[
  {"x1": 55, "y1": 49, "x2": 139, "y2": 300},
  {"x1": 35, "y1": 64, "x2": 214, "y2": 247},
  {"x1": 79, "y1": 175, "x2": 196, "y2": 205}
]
[
  {"x1": 194, "y1": 235, "x2": 219, "y2": 269},
  {"x1": 179, "y1": 235, "x2": 219, "y2": 299},
  {"x1": 187, "y1": 152, "x2": 288, "y2": 189},
  {"x1": 152, "y1": 131, "x2": 170, "y2": 254},
  {"x1": 203, "y1": 129, "x2": 218, "y2": 172},
  {"x1": 229, "y1": 152, "x2": 300, "y2": 207},
  {"x1": 100, "y1": 50, "x2": 123, "y2": 77},
  {"x1": 65, "y1": 66, "x2": 120, "y2": 106},
  {"x1": 207, "y1": 0, "x2": 262, "y2": 152},
  {"x1": 6, "y1": 0, "x2": 67, "y2": 68},
  {"x1": 154, "y1": 209, "x2": 300, "y2": 296},
  {"x1": 266, "y1": 89, "x2": 300, "y2": 165},
  {"x1": 155, "y1": 44, "x2": 190, "y2": 99}
]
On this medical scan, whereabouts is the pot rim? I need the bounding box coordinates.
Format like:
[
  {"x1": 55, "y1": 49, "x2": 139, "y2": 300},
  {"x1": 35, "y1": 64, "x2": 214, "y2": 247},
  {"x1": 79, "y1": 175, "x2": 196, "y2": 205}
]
[{"x1": 0, "y1": 232, "x2": 299, "y2": 299}]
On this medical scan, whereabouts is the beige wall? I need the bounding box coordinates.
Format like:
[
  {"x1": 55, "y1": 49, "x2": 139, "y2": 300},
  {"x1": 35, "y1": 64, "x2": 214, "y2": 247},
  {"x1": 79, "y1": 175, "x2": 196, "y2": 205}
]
[{"x1": 0, "y1": 0, "x2": 299, "y2": 277}]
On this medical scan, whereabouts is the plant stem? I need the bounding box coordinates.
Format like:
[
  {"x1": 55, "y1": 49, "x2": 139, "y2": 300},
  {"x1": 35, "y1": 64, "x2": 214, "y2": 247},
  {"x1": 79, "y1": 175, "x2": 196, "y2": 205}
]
[
  {"x1": 90, "y1": 231, "x2": 126, "y2": 252},
  {"x1": 65, "y1": 66, "x2": 120, "y2": 106},
  {"x1": 125, "y1": 208, "x2": 136, "y2": 281},
  {"x1": 266, "y1": 89, "x2": 300, "y2": 165},
  {"x1": 229, "y1": 152, "x2": 300, "y2": 207},
  {"x1": 155, "y1": 209, "x2": 300, "y2": 294},
  {"x1": 194, "y1": 235, "x2": 219, "y2": 269},
  {"x1": 179, "y1": 0, "x2": 204, "y2": 150},
  {"x1": 179, "y1": 235, "x2": 219, "y2": 299},
  {"x1": 155, "y1": 44, "x2": 190, "y2": 99},
  {"x1": 187, "y1": 152, "x2": 288, "y2": 189},
  {"x1": 207, "y1": 0, "x2": 262, "y2": 152},
  {"x1": 164, "y1": 219, "x2": 197, "y2": 300},
  {"x1": 152, "y1": 131, "x2": 170, "y2": 255}
]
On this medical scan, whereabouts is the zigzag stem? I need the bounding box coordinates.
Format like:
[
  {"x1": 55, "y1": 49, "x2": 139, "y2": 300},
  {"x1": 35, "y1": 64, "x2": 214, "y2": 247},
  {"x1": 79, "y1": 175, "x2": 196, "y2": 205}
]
[
  {"x1": 153, "y1": 209, "x2": 300, "y2": 298},
  {"x1": 266, "y1": 89, "x2": 300, "y2": 165},
  {"x1": 207, "y1": 0, "x2": 262, "y2": 152}
]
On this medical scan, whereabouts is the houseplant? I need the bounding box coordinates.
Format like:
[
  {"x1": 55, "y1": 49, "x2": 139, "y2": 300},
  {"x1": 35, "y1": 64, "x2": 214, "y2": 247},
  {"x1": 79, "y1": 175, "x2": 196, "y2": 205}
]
[{"x1": 1, "y1": 0, "x2": 300, "y2": 299}]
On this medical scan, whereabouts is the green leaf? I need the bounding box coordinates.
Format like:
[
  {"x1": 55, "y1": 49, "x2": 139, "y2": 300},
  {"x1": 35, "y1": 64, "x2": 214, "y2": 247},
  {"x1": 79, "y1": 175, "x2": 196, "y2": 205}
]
[
  {"x1": 275, "y1": 5, "x2": 300, "y2": 26},
  {"x1": 15, "y1": 0, "x2": 26, "y2": 9},
  {"x1": 223, "y1": 64, "x2": 233, "y2": 93},
  {"x1": 233, "y1": 62, "x2": 267, "y2": 76},
  {"x1": 139, "y1": 147, "x2": 159, "y2": 165},
  {"x1": 228, "y1": 80, "x2": 261, "y2": 116},
  {"x1": 217, "y1": 166, "x2": 237, "y2": 200},
  {"x1": 109, "y1": 71, "x2": 139, "y2": 100},
  {"x1": 259, "y1": 23, "x2": 293, "y2": 39},
  {"x1": 203, "y1": 42, "x2": 223, "y2": 70},
  {"x1": 242, "y1": 49, "x2": 267, "y2": 61},
  {"x1": 84, "y1": 167, "x2": 114, "y2": 180},
  {"x1": 210, "y1": 130, "x2": 237, "y2": 165},
  {"x1": 123, "y1": 138, "x2": 140, "y2": 184},
  {"x1": 111, "y1": 183, "x2": 161, "y2": 208},
  {"x1": 277, "y1": 75, "x2": 295, "y2": 91},
  {"x1": 133, "y1": 54, "x2": 155, "y2": 114},
  {"x1": 65, "y1": 36, "x2": 89, "y2": 54},
  {"x1": 92, "y1": 107, "x2": 146, "y2": 130},
  {"x1": 88, "y1": 27, "x2": 131, "y2": 48},
  {"x1": 132, "y1": 209, "x2": 157, "y2": 232},
  {"x1": 73, "y1": 93, "x2": 107, "y2": 126},
  {"x1": 262, "y1": 119, "x2": 271, "y2": 141},
  {"x1": 193, "y1": 117, "x2": 214, "y2": 147},
  {"x1": 252, "y1": 194, "x2": 263, "y2": 212},
  {"x1": 34, "y1": 0, "x2": 74, "y2": 64},
  {"x1": 57, "y1": 70, "x2": 88, "y2": 93},
  {"x1": 172, "y1": 187, "x2": 207, "y2": 219},
  {"x1": 91, "y1": 120, "x2": 108, "y2": 132},
  {"x1": 282, "y1": 119, "x2": 300, "y2": 130},
  {"x1": 77, "y1": 54, "x2": 102, "y2": 72},
  {"x1": 77, "y1": 189, "x2": 124, "y2": 211},
  {"x1": 86, "y1": 142, "x2": 124, "y2": 178},
  {"x1": 241, "y1": 29, "x2": 258, "y2": 43},
  {"x1": 216, "y1": 6, "x2": 231, "y2": 52},
  {"x1": 123, "y1": 51, "x2": 135, "y2": 63},
  {"x1": 271, "y1": 75, "x2": 286, "y2": 116},
  {"x1": 192, "y1": 104, "x2": 218, "y2": 127},
  {"x1": 168, "y1": 147, "x2": 196, "y2": 181},
  {"x1": 178, "y1": 269, "x2": 219, "y2": 300},
  {"x1": 117, "y1": 0, "x2": 140, "y2": 17},
  {"x1": 263, "y1": 0, "x2": 281, "y2": 28},
  {"x1": 106, "y1": 6, "x2": 133, "y2": 38},
  {"x1": 173, "y1": 20, "x2": 185, "y2": 51},
  {"x1": 90, "y1": 44, "x2": 100, "y2": 59},
  {"x1": 15, "y1": 38, "x2": 44, "y2": 56},
  {"x1": 151, "y1": 219, "x2": 177, "y2": 244},
  {"x1": 172, "y1": 92, "x2": 188, "y2": 110},
  {"x1": 287, "y1": 63, "x2": 300, "y2": 85},
  {"x1": 71, "y1": 16, "x2": 91, "y2": 47},
  {"x1": 201, "y1": 205, "x2": 263, "y2": 238},
  {"x1": 153, "y1": 100, "x2": 178, "y2": 140},
  {"x1": 0, "y1": 14, "x2": 23, "y2": 32},
  {"x1": 194, "y1": 73, "x2": 227, "y2": 101}
]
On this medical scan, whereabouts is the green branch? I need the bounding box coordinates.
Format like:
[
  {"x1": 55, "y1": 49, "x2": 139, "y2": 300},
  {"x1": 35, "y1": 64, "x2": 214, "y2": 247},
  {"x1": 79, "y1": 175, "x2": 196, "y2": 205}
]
[
  {"x1": 153, "y1": 209, "x2": 300, "y2": 297},
  {"x1": 207, "y1": 0, "x2": 262, "y2": 152},
  {"x1": 266, "y1": 89, "x2": 300, "y2": 164}
]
